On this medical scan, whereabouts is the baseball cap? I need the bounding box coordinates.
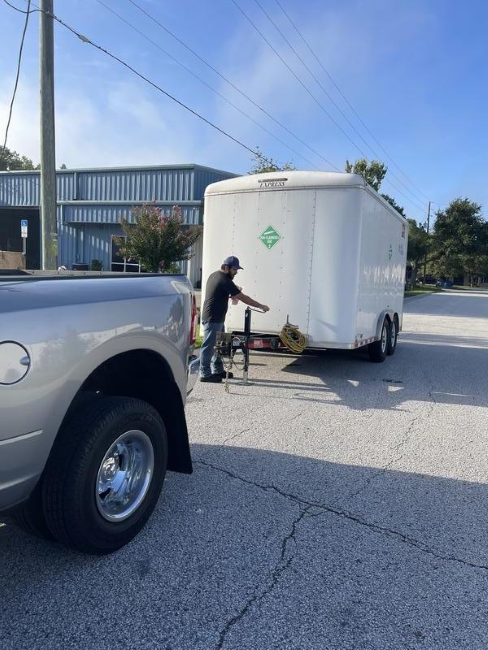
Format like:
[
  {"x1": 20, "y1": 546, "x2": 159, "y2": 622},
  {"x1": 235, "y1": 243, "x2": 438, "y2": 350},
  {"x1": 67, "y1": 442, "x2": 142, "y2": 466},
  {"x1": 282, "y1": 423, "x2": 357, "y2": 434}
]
[{"x1": 223, "y1": 256, "x2": 244, "y2": 270}]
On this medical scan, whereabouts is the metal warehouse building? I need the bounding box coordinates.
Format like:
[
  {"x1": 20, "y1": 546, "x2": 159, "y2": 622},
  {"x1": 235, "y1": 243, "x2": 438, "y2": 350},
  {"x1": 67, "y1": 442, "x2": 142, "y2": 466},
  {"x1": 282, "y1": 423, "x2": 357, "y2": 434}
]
[{"x1": 0, "y1": 164, "x2": 236, "y2": 286}]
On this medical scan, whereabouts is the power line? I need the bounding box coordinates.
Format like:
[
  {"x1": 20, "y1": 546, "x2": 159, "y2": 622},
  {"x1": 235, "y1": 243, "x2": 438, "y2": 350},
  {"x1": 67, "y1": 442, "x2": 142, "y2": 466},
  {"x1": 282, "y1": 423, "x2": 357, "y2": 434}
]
[
  {"x1": 16, "y1": 1, "x2": 286, "y2": 171},
  {"x1": 124, "y1": 0, "x2": 338, "y2": 170},
  {"x1": 231, "y1": 0, "x2": 370, "y2": 160},
  {"x1": 232, "y1": 0, "x2": 426, "y2": 215},
  {"x1": 253, "y1": 0, "x2": 429, "y2": 209},
  {"x1": 273, "y1": 0, "x2": 433, "y2": 204},
  {"x1": 2, "y1": 0, "x2": 36, "y2": 13},
  {"x1": 2, "y1": 0, "x2": 32, "y2": 150},
  {"x1": 124, "y1": 0, "x2": 425, "y2": 214},
  {"x1": 95, "y1": 0, "x2": 319, "y2": 170}
]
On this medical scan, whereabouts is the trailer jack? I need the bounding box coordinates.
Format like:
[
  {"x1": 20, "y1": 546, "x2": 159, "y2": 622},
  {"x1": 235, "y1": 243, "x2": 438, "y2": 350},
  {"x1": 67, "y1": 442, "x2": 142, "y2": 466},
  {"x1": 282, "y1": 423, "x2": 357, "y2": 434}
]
[
  {"x1": 215, "y1": 309, "x2": 308, "y2": 392},
  {"x1": 215, "y1": 308, "x2": 254, "y2": 392}
]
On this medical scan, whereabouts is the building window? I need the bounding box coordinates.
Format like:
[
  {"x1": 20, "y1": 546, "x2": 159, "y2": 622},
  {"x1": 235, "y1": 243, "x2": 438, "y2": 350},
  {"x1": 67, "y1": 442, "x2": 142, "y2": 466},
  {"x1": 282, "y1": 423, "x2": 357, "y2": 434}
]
[{"x1": 111, "y1": 236, "x2": 141, "y2": 273}]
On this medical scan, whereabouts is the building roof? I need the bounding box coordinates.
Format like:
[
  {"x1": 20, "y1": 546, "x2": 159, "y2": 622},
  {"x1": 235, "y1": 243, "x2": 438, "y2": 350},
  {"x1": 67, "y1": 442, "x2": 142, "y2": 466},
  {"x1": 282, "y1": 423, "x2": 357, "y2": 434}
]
[{"x1": 0, "y1": 163, "x2": 238, "y2": 177}]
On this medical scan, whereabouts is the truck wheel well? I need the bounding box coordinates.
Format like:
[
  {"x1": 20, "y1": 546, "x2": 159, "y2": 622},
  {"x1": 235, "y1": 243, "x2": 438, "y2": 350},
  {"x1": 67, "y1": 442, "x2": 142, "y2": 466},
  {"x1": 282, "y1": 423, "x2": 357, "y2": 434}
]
[{"x1": 68, "y1": 350, "x2": 192, "y2": 474}]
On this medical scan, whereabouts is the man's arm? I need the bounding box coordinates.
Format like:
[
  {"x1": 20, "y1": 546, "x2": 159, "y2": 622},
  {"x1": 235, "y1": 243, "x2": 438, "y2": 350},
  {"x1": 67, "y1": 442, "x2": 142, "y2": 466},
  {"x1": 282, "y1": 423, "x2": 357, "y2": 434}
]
[{"x1": 235, "y1": 293, "x2": 270, "y2": 312}]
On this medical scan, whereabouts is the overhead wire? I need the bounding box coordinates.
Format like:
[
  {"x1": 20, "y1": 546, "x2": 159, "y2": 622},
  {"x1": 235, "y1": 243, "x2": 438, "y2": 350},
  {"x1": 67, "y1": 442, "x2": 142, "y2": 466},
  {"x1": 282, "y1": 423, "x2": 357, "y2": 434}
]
[
  {"x1": 273, "y1": 0, "x2": 433, "y2": 204},
  {"x1": 124, "y1": 0, "x2": 338, "y2": 170},
  {"x1": 2, "y1": 0, "x2": 32, "y2": 150},
  {"x1": 95, "y1": 0, "x2": 319, "y2": 170},
  {"x1": 2, "y1": 0, "x2": 36, "y2": 14},
  {"x1": 232, "y1": 0, "x2": 427, "y2": 215},
  {"x1": 12, "y1": 0, "x2": 289, "y2": 171},
  {"x1": 254, "y1": 0, "x2": 429, "y2": 209}
]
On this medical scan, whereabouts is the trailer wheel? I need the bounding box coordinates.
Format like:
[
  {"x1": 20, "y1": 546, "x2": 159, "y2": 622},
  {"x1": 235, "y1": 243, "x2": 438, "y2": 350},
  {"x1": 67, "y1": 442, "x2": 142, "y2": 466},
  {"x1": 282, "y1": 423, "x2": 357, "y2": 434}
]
[
  {"x1": 369, "y1": 319, "x2": 390, "y2": 363},
  {"x1": 42, "y1": 395, "x2": 168, "y2": 554},
  {"x1": 387, "y1": 317, "x2": 398, "y2": 356}
]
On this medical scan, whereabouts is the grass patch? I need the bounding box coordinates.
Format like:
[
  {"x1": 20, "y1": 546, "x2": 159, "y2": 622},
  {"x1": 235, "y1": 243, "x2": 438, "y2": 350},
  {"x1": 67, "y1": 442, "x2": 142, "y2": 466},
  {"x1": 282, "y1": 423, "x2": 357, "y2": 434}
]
[
  {"x1": 451, "y1": 285, "x2": 488, "y2": 291},
  {"x1": 195, "y1": 332, "x2": 203, "y2": 349},
  {"x1": 405, "y1": 286, "x2": 442, "y2": 298}
]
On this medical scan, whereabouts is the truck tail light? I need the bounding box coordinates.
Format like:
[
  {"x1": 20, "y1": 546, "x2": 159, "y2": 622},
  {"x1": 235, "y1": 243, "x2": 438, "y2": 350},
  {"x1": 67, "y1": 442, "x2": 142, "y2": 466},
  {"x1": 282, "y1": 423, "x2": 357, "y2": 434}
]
[{"x1": 190, "y1": 295, "x2": 197, "y2": 345}]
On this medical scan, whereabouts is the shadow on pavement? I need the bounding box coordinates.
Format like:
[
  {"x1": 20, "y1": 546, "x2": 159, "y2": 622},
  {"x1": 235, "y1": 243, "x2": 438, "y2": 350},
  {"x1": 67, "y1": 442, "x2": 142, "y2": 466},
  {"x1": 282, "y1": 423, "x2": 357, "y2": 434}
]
[{"x1": 1, "y1": 444, "x2": 488, "y2": 649}]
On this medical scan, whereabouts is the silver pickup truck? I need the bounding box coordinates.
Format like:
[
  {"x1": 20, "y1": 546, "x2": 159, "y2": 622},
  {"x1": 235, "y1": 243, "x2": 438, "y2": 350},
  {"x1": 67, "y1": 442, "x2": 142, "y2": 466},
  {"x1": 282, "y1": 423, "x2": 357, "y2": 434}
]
[{"x1": 0, "y1": 272, "x2": 199, "y2": 554}]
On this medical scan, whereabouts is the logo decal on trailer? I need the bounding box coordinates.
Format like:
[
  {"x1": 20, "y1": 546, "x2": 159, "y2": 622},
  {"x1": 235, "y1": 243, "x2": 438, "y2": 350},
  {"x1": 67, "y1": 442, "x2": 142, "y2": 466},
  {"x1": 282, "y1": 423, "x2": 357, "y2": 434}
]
[
  {"x1": 258, "y1": 177, "x2": 288, "y2": 189},
  {"x1": 259, "y1": 226, "x2": 282, "y2": 250}
]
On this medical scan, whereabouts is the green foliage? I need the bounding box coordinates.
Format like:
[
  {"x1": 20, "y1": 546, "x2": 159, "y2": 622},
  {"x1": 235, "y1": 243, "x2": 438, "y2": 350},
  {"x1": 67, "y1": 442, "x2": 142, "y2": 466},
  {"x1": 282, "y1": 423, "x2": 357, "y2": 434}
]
[
  {"x1": 249, "y1": 147, "x2": 296, "y2": 174},
  {"x1": 381, "y1": 193, "x2": 405, "y2": 216},
  {"x1": 431, "y1": 198, "x2": 488, "y2": 280},
  {"x1": 406, "y1": 219, "x2": 431, "y2": 282},
  {"x1": 0, "y1": 145, "x2": 38, "y2": 171},
  {"x1": 90, "y1": 259, "x2": 103, "y2": 271},
  {"x1": 345, "y1": 158, "x2": 387, "y2": 191},
  {"x1": 119, "y1": 204, "x2": 201, "y2": 273}
]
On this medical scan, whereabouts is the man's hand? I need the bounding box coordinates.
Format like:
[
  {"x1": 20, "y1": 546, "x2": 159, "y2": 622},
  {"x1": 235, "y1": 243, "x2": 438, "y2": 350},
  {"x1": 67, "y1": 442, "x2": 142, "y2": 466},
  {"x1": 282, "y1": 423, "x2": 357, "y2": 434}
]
[{"x1": 260, "y1": 304, "x2": 270, "y2": 313}]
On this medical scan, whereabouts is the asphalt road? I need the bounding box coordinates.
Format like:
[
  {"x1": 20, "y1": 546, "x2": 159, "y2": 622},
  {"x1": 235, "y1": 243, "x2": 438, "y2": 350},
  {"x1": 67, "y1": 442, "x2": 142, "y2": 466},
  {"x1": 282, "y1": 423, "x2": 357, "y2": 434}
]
[{"x1": 2, "y1": 290, "x2": 488, "y2": 649}]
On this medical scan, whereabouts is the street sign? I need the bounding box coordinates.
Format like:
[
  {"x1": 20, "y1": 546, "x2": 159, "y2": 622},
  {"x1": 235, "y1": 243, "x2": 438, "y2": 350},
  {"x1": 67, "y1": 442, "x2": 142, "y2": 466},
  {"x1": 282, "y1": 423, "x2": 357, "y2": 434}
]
[
  {"x1": 21, "y1": 219, "x2": 28, "y2": 238},
  {"x1": 259, "y1": 225, "x2": 282, "y2": 250}
]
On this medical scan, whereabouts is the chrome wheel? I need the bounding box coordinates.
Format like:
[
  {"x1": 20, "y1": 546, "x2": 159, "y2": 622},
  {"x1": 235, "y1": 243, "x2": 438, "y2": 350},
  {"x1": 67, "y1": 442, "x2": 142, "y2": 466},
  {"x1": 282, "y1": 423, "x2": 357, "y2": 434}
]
[{"x1": 96, "y1": 430, "x2": 154, "y2": 522}]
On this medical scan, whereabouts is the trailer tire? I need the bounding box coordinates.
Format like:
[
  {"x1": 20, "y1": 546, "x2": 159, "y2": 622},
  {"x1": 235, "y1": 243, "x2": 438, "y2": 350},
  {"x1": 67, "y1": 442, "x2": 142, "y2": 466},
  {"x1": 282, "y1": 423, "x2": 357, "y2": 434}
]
[
  {"x1": 369, "y1": 319, "x2": 390, "y2": 363},
  {"x1": 387, "y1": 317, "x2": 398, "y2": 356},
  {"x1": 42, "y1": 395, "x2": 168, "y2": 554}
]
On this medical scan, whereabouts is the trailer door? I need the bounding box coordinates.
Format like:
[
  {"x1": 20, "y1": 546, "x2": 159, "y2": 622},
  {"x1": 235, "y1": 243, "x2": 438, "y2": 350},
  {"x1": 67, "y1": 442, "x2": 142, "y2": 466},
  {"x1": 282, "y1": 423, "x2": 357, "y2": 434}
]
[{"x1": 225, "y1": 188, "x2": 316, "y2": 336}]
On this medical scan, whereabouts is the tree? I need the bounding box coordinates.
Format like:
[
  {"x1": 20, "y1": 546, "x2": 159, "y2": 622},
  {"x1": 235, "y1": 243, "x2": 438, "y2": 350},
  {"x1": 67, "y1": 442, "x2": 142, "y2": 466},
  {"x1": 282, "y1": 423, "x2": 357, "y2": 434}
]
[
  {"x1": 345, "y1": 158, "x2": 387, "y2": 191},
  {"x1": 0, "y1": 145, "x2": 38, "y2": 171},
  {"x1": 119, "y1": 204, "x2": 201, "y2": 273},
  {"x1": 249, "y1": 147, "x2": 296, "y2": 174},
  {"x1": 406, "y1": 219, "x2": 430, "y2": 284},
  {"x1": 381, "y1": 193, "x2": 405, "y2": 216},
  {"x1": 59, "y1": 163, "x2": 68, "y2": 170},
  {"x1": 431, "y1": 198, "x2": 487, "y2": 282}
]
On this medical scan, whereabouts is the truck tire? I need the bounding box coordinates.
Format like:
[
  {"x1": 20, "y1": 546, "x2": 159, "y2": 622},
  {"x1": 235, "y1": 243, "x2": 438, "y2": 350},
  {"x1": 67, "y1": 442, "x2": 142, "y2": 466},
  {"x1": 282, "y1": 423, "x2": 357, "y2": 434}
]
[
  {"x1": 10, "y1": 391, "x2": 98, "y2": 542},
  {"x1": 42, "y1": 396, "x2": 168, "y2": 554},
  {"x1": 387, "y1": 317, "x2": 398, "y2": 356},
  {"x1": 10, "y1": 479, "x2": 54, "y2": 541},
  {"x1": 368, "y1": 319, "x2": 390, "y2": 363}
]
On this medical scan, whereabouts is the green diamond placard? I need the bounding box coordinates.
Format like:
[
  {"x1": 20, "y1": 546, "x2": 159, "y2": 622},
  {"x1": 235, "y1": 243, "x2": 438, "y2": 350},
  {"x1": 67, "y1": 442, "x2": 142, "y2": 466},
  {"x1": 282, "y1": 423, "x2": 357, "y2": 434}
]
[{"x1": 259, "y1": 225, "x2": 282, "y2": 250}]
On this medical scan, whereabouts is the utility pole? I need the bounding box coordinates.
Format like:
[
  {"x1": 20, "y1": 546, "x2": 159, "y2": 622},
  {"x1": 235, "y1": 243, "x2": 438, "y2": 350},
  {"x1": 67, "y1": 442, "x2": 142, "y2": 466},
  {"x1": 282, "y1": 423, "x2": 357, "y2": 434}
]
[
  {"x1": 423, "y1": 200, "x2": 431, "y2": 282},
  {"x1": 39, "y1": 0, "x2": 57, "y2": 270}
]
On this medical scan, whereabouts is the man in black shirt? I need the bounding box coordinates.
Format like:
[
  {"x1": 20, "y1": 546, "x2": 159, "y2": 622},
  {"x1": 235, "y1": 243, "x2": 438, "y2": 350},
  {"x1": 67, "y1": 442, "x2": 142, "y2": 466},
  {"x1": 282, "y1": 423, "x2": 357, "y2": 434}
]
[{"x1": 200, "y1": 256, "x2": 270, "y2": 382}]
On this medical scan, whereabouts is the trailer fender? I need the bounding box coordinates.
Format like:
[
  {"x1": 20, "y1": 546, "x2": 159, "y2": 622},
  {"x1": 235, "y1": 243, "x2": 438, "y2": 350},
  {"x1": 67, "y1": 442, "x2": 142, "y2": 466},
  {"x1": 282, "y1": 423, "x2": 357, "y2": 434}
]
[{"x1": 375, "y1": 310, "x2": 395, "y2": 340}]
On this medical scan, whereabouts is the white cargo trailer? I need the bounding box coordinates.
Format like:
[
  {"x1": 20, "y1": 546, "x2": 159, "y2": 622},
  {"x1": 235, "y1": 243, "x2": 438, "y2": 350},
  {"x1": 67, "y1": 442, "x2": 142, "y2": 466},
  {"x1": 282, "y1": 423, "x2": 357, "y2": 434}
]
[{"x1": 202, "y1": 171, "x2": 408, "y2": 362}]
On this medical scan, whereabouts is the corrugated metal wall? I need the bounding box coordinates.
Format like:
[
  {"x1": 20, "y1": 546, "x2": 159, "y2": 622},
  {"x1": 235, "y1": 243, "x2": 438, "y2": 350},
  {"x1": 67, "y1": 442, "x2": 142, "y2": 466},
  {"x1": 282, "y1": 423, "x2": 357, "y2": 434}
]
[
  {"x1": 0, "y1": 172, "x2": 75, "y2": 205},
  {"x1": 76, "y1": 168, "x2": 196, "y2": 202},
  {"x1": 194, "y1": 168, "x2": 237, "y2": 200},
  {"x1": 0, "y1": 165, "x2": 236, "y2": 282},
  {"x1": 0, "y1": 166, "x2": 233, "y2": 208},
  {"x1": 62, "y1": 204, "x2": 202, "y2": 226}
]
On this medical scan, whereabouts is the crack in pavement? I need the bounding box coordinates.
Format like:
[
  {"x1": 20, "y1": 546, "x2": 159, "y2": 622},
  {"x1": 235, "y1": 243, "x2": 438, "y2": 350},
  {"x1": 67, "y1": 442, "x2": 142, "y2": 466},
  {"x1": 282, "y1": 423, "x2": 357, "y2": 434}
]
[
  {"x1": 222, "y1": 428, "x2": 253, "y2": 445},
  {"x1": 345, "y1": 372, "x2": 439, "y2": 502},
  {"x1": 345, "y1": 411, "x2": 426, "y2": 502},
  {"x1": 216, "y1": 504, "x2": 313, "y2": 649},
  {"x1": 195, "y1": 458, "x2": 488, "y2": 573}
]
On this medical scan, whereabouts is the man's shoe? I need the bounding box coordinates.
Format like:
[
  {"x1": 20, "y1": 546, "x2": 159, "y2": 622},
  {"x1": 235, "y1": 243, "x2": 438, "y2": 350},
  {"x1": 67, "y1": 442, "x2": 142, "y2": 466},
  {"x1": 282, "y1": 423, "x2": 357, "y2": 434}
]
[
  {"x1": 200, "y1": 374, "x2": 223, "y2": 383},
  {"x1": 217, "y1": 371, "x2": 234, "y2": 379}
]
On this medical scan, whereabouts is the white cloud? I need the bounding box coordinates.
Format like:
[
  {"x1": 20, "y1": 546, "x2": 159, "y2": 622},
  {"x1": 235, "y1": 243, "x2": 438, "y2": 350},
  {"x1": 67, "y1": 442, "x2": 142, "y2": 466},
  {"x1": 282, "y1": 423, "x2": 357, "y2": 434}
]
[{"x1": 0, "y1": 75, "x2": 225, "y2": 169}]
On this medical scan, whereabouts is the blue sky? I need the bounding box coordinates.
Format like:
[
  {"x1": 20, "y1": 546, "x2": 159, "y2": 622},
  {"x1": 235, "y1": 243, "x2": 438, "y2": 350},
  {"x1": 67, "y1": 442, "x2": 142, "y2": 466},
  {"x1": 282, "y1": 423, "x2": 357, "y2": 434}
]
[{"x1": 1, "y1": 0, "x2": 487, "y2": 222}]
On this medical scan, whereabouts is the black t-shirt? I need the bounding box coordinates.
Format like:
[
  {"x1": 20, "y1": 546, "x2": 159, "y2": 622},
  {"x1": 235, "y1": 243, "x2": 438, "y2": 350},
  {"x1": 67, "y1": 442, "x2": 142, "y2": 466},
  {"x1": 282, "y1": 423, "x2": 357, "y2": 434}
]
[{"x1": 201, "y1": 271, "x2": 241, "y2": 323}]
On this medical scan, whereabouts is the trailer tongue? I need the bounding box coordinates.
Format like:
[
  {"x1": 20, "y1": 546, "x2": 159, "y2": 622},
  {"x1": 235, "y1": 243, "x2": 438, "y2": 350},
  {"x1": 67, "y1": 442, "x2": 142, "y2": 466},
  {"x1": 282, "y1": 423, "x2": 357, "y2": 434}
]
[{"x1": 215, "y1": 307, "x2": 308, "y2": 391}]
